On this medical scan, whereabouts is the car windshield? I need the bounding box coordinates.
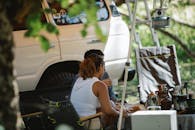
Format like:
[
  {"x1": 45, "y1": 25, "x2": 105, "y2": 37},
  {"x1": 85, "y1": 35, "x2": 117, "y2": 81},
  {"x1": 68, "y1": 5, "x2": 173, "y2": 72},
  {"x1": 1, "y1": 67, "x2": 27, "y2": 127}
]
[{"x1": 47, "y1": 0, "x2": 109, "y2": 25}]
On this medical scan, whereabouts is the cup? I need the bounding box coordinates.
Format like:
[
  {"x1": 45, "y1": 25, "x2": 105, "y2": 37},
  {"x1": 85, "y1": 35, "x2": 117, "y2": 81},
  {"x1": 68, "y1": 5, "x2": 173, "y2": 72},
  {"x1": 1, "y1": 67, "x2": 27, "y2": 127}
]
[{"x1": 147, "y1": 106, "x2": 161, "y2": 110}]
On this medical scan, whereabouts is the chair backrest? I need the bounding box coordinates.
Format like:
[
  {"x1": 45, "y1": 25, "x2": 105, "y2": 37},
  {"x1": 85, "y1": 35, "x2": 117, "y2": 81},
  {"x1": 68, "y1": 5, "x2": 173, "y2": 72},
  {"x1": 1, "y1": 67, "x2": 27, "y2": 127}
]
[
  {"x1": 135, "y1": 45, "x2": 181, "y2": 103},
  {"x1": 42, "y1": 99, "x2": 87, "y2": 130},
  {"x1": 21, "y1": 98, "x2": 87, "y2": 130},
  {"x1": 22, "y1": 111, "x2": 50, "y2": 130}
]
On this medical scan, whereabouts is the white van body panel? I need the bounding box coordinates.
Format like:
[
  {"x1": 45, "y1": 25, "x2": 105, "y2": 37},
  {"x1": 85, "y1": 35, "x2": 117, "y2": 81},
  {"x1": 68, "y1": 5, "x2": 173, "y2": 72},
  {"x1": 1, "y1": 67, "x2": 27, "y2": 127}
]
[
  {"x1": 57, "y1": 24, "x2": 106, "y2": 60},
  {"x1": 13, "y1": 30, "x2": 60, "y2": 91},
  {"x1": 104, "y1": 16, "x2": 130, "y2": 83}
]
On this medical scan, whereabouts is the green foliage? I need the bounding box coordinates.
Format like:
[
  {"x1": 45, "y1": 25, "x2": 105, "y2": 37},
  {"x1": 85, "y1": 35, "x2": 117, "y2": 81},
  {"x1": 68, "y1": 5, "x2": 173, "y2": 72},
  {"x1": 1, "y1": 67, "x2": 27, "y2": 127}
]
[
  {"x1": 44, "y1": 8, "x2": 54, "y2": 14},
  {"x1": 39, "y1": 36, "x2": 50, "y2": 52},
  {"x1": 81, "y1": 29, "x2": 87, "y2": 37},
  {"x1": 44, "y1": 23, "x2": 59, "y2": 35},
  {"x1": 25, "y1": 13, "x2": 43, "y2": 37},
  {"x1": 94, "y1": 24, "x2": 107, "y2": 43},
  {"x1": 25, "y1": 12, "x2": 58, "y2": 52},
  {"x1": 68, "y1": 4, "x2": 83, "y2": 17},
  {"x1": 56, "y1": 0, "x2": 69, "y2": 8}
]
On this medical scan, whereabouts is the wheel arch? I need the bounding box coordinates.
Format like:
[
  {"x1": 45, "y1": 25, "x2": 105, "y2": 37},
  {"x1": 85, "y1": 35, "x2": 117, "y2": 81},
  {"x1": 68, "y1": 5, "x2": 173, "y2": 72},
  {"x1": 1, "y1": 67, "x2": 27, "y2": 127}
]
[{"x1": 36, "y1": 60, "x2": 81, "y2": 90}]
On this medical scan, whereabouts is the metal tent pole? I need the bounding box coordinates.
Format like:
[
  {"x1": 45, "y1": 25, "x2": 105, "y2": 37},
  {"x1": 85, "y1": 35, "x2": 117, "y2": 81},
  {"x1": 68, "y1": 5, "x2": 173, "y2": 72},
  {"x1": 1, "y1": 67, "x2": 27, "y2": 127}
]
[
  {"x1": 143, "y1": 0, "x2": 160, "y2": 47},
  {"x1": 117, "y1": 0, "x2": 138, "y2": 129}
]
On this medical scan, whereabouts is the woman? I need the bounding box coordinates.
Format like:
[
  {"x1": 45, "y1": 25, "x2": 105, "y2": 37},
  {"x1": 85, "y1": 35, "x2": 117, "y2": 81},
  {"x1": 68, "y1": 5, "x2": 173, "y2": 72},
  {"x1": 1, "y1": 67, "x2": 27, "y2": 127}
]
[{"x1": 70, "y1": 53, "x2": 127, "y2": 129}]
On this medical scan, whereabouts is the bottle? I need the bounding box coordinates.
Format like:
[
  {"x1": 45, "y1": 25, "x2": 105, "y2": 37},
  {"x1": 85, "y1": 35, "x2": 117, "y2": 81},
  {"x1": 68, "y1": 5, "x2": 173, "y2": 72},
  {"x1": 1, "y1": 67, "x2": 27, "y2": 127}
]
[{"x1": 146, "y1": 92, "x2": 161, "y2": 110}]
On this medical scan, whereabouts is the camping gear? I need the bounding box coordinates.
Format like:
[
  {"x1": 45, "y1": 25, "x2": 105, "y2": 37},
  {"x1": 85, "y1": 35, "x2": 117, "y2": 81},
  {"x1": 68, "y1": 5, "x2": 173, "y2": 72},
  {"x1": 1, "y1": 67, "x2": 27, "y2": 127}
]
[{"x1": 173, "y1": 94, "x2": 188, "y2": 111}]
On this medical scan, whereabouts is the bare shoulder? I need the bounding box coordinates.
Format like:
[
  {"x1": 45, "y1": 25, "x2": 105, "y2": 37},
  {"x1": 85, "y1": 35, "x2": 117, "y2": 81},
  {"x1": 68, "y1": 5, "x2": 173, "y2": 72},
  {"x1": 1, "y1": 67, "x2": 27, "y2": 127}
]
[
  {"x1": 93, "y1": 81, "x2": 109, "y2": 98},
  {"x1": 93, "y1": 81, "x2": 108, "y2": 95},
  {"x1": 94, "y1": 81, "x2": 107, "y2": 89}
]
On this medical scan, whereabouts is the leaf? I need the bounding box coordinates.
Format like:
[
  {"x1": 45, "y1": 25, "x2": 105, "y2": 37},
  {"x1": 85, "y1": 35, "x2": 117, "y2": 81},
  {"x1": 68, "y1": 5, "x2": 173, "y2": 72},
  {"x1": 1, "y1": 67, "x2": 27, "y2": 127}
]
[
  {"x1": 38, "y1": 36, "x2": 50, "y2": 52},
  {"x1": 44, "y1": 8, "x2": 53, "y2": 13},
  {"x1": 24, "y1": 29, "x2": 39, "y2": 37},
  {"x1": 80, "y1": 0, "x2": 87, "y2": 8},
  {"x1": 80, "y1": 23, "x2": 88, "y2": 37},
  {"x1": 68, "y1": 4, "x2": 83, "y2": 16},
  {"x1": 45, "y1": 23, "x2": 59, "y2": 35},
  {"x1": 60, "y1": 0, "x2": 69, "y2": 8},
  {"x1": 26, "y1": 13, "x2": 43, "y2": 37},
  {"x1": 95, "y1": 24, "x2": 106, "y2": 43},
  {"x1": 85, "y1": 6, "x2": 98, "y2": 24},
  {"x1": 27, "y1": 13, "x2": 42, "y2": 29},
  {"x1": 81, "y1": 29, "x2": 87, "y2": 37}
]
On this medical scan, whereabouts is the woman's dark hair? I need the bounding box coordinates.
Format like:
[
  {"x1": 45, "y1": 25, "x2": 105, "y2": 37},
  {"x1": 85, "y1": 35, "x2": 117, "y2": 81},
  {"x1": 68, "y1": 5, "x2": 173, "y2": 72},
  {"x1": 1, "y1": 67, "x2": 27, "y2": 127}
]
[
  {"x1": 84, "y1": 49, "x2": 104, "y2": 59},
  {"x1": 79, "y1": 53, "x2": 104, "y2": 79}
]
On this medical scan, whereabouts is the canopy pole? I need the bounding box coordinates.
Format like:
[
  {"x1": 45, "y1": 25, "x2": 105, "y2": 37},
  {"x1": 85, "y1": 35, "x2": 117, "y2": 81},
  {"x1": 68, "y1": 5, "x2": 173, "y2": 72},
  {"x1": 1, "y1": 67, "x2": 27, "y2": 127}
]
[{"x1": 117, "y1": 0, "x2": 137, "y2": 129}]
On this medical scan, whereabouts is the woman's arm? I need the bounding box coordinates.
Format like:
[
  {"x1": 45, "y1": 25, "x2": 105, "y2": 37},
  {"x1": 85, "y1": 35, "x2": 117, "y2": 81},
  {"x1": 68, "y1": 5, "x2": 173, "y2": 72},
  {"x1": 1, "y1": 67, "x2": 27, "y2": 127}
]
[{"x1": 93, "y1": 81, "x2": 120, "y2": 116}]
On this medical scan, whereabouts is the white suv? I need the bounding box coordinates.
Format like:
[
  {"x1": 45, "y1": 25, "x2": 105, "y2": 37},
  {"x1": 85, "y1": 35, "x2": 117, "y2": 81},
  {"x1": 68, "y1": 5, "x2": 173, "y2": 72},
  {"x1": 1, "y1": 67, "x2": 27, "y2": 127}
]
[{"x1": 12, "y1": 0, "x2": 130, "y2": 98}]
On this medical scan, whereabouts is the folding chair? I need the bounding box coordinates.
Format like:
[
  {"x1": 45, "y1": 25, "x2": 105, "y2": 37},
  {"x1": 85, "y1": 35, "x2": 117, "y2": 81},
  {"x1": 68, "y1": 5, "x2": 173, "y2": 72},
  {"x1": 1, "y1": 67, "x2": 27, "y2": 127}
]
[
  {"x1": 21, "y1": 98, "x2": 103, "y2": 130},
  {"x1": 135, "y1": 45, "x2": 182, "y2": 104},
  {"x1": 22, "y1": 111, "x2": 49, "y2": 130},
  {"x1": 41, "y1": 98, "x2": 104, "y2": 130}
]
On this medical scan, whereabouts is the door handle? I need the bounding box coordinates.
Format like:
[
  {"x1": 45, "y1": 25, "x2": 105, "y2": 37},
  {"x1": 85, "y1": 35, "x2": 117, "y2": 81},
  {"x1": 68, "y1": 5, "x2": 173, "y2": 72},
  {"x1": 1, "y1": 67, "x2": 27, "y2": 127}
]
[{"x1": 87, "y1": 39, "x2": 101, "y2": 44}]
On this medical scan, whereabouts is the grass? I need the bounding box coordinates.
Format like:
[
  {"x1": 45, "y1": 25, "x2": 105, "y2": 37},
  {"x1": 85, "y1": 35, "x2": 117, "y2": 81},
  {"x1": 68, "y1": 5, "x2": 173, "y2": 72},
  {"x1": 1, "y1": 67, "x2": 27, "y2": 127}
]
[{"x1": 113, "y1": 76, "x2": 140, "y2": 104}]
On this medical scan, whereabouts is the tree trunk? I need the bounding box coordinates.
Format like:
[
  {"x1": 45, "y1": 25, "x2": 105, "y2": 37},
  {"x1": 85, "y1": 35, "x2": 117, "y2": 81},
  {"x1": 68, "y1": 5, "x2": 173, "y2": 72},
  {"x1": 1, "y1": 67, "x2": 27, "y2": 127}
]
[{"x1": 0, "y1": 3, "x2": 21, "y2": 130}]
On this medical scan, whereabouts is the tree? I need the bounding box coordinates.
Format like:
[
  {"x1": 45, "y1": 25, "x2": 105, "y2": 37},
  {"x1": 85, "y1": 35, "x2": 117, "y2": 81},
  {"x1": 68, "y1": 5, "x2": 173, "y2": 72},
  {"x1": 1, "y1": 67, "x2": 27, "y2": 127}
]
[{"x1": 0, "y1": 2, "x2": 20, "y2": 130}]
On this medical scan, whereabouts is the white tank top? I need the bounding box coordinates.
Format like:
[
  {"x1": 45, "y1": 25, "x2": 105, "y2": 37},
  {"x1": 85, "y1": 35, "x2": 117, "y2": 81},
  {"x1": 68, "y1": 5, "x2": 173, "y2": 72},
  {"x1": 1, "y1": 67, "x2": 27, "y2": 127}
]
[{"x1": 70, "y1": 77, "x2": 100, "y2": 117}]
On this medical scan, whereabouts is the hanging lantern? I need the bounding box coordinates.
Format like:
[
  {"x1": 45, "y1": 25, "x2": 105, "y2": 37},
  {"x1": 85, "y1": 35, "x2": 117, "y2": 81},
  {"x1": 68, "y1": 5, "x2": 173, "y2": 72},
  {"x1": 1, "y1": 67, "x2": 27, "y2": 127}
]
[{"x1": 152, "y1": 0, "x2": 170, "y2": 28}]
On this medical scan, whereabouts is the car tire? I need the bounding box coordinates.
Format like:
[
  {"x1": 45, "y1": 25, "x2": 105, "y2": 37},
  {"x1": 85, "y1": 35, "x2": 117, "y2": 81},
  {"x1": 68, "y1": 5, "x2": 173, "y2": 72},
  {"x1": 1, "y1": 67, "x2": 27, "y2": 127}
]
[{"x1": 36, "y1": 71, "x2": 77, "y2": 100}]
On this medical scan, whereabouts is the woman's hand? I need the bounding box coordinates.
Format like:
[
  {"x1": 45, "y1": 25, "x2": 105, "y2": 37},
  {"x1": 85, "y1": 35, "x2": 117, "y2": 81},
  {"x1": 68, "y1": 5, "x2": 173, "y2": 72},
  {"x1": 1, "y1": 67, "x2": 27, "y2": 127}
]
[
  {"x1": 122, "y1": 109, "x2": 128, "y2": 117},
  {"x1": 126, "y1": 104, "x2": 145, "y2": 113},
  {"x1": 113, "y1": 102, "x2": 128, "y2": 117}
]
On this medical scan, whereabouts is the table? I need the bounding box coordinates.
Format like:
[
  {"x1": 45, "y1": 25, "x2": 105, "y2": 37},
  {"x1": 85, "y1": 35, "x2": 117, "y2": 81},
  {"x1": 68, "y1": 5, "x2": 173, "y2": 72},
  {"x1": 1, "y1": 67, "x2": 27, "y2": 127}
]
[
  {"x1": 177, "y1": 114, "x2": 195, "y2": 130},
  {"x1": 123, "y1": 113, "x2": 195, "y2": 130}
]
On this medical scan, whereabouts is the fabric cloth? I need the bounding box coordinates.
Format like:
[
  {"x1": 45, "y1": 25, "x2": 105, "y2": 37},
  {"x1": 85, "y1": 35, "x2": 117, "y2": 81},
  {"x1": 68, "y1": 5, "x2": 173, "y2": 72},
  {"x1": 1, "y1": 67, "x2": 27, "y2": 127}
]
[
  {"x1": 135, "y1": 45, "x2": 181, "y2": 103},
  {"x1": 70, "y1": 77, "x2": 100, "y2": 117}
]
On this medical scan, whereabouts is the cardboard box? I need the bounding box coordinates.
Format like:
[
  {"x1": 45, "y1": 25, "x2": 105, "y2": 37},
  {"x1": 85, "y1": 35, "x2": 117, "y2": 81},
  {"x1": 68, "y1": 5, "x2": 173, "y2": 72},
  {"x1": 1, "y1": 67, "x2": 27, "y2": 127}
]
[{"x1": 131, "y1": 110, "x2": 177, "y2": 130}]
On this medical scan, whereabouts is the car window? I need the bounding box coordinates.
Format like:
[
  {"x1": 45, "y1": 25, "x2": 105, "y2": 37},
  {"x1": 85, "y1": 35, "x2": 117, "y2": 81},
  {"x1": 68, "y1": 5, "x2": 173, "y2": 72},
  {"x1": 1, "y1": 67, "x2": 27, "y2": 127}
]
[
  {"x1": 48, "y1": 0, "x2": 109, "y2": 25},
  {"x1": 109, "y1": 4, "x2": 121, "y2": 17}
]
